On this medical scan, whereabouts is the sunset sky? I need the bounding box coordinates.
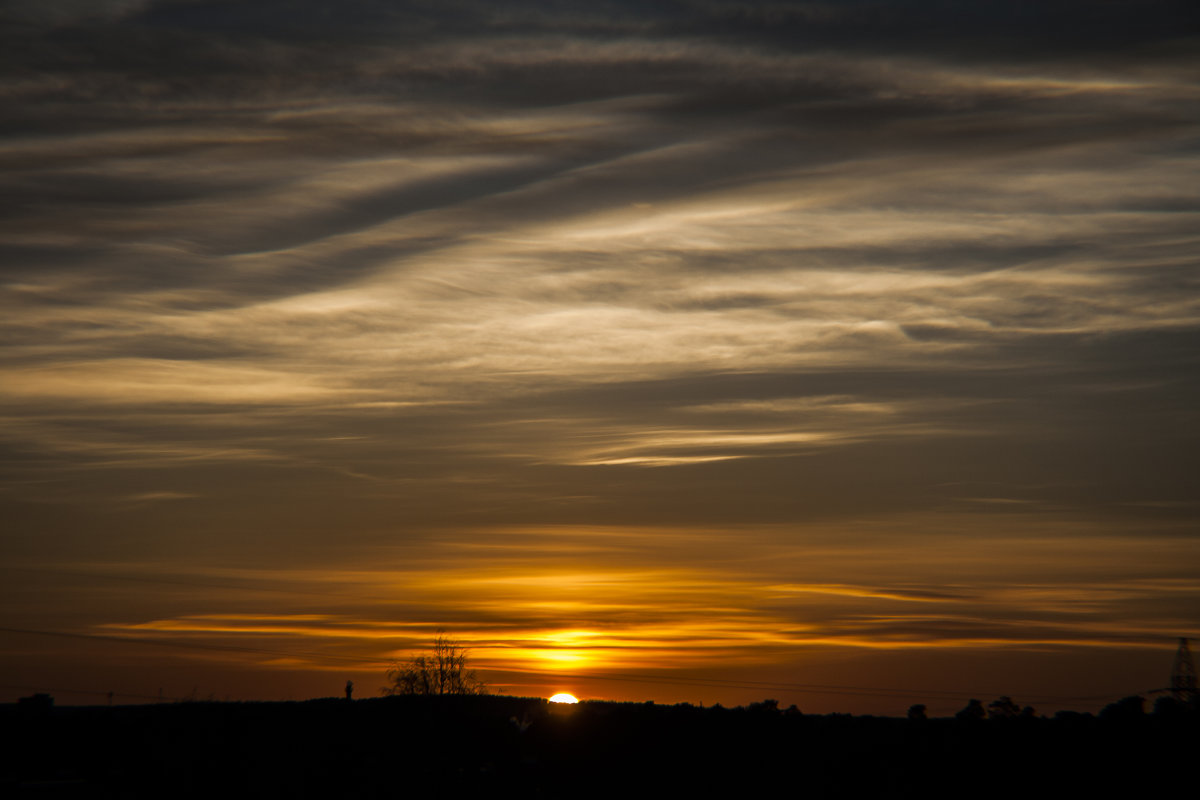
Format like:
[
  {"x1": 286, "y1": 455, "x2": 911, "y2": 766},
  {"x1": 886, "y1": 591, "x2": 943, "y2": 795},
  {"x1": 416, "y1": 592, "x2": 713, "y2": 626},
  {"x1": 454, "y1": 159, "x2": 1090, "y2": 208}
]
[{"x1": 2, "y1": 0, "x2": 1199, "y2": 714}]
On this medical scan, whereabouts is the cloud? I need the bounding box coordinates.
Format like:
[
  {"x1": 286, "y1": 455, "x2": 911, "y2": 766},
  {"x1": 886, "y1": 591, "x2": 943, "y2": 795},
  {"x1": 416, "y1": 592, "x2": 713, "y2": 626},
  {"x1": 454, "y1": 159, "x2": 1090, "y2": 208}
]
[
  {"x1": 76, "y1": 522, "x2": 1200, "y2": 676},
  {"x1": 121, "y1": 491, "x2": 198, "y2": 503},
  {"x1": 1, "y1": 0, "x2": 157, "y2": 26}
]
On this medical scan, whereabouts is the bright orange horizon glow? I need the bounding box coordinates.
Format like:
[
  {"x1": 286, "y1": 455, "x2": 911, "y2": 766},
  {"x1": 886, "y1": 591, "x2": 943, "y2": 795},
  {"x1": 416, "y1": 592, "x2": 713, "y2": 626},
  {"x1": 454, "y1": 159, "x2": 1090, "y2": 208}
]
[
  {"x1": 66, "y1": 520, "x2": 1200, "y2": 713},
  {"x1": 549, "y1": 693, "x2": 579, "y2": 704}
]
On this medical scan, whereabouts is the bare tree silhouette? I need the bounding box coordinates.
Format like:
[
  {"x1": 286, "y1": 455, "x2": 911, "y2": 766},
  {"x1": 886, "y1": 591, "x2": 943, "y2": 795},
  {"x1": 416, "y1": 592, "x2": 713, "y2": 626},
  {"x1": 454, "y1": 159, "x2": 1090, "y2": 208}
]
[{"x1": 383, "y1": 632, "x2": 486, "y2": 696}]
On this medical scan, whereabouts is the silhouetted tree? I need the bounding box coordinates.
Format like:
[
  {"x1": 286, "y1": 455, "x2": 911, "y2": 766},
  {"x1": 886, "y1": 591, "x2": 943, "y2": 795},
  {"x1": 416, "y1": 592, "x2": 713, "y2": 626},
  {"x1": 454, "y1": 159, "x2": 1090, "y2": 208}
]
[
  {"x1": 747, "y1": 699, "x2": 779, "y2": 714},
  {"x1": 1152, "y1": 695, "x2": 1187, "y2": 717},
  {"x1": 907, "y1": 703, "x2": 927, "y2": 721},
  {"x1": 1100, "y1": 695, "x2": 1145, "y2": 722},
  {"x1": 987, "y1": 696, "x2": 1021, "y2": 719},
  {"x1": 955, "y1": 699, "x2": 985, "y2": 722},
  {"x1": 383, "y1": 632, "x2": 486, "y2": 696}
]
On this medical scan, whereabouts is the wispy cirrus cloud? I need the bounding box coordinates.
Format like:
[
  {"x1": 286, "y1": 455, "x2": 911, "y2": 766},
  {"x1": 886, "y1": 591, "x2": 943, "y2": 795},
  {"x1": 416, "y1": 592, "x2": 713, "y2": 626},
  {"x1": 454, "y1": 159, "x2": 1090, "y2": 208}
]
[{"x1": 73, "y1": 523, "x2": 1200, "y2": 679}]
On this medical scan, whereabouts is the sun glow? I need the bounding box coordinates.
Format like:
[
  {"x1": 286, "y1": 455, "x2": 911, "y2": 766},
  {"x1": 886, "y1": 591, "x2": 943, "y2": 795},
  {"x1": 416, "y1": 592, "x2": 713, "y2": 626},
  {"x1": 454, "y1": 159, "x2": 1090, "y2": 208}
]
[{"x1": 549, "y1": 693, "x2": 579, "y2": 704}]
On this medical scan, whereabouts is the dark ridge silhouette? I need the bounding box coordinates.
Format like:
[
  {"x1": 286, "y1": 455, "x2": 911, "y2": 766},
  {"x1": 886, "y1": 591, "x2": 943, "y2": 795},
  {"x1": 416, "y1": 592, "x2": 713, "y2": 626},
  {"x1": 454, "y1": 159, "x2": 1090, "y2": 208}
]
[{"x1": 3, "y1": 693, "x2": 1197, "y2": 798}]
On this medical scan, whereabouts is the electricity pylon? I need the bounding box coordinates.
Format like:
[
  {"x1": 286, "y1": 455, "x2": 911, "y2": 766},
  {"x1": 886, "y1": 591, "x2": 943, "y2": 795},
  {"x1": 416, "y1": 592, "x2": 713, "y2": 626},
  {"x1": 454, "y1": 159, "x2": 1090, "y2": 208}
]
[{"x1": 1170, "y1": 637, "x2": 1197, "y2": 703}]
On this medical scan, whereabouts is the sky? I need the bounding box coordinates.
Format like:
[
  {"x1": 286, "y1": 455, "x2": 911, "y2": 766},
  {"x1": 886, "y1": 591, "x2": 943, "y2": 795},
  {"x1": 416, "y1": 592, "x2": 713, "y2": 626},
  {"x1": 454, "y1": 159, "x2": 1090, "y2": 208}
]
[{"x1": 2, "y1": 0, "x2": 1199, "y2": 715}]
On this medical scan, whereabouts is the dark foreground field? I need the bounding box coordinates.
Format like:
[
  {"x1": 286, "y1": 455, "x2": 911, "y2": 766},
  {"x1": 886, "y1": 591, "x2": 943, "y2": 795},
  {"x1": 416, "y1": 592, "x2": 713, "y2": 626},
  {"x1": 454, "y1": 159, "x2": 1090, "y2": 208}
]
[{"x1": 4, "y1": 695, "x2": 1196, "y2": 798}]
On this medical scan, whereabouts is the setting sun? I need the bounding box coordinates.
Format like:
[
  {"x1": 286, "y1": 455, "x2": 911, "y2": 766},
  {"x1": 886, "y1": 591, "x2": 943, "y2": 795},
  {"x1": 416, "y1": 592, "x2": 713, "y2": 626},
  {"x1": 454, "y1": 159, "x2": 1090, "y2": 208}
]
[{"x1": 549, "y1": 693, "x2": 579, "y2": 704}]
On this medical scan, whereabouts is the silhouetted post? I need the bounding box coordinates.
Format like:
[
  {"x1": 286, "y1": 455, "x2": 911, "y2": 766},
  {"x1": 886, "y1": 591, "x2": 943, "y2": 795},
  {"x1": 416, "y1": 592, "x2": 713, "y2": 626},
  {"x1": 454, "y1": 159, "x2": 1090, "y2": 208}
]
[{"x1": 345, "y1": 680, "x2": 353, "y2": 701}]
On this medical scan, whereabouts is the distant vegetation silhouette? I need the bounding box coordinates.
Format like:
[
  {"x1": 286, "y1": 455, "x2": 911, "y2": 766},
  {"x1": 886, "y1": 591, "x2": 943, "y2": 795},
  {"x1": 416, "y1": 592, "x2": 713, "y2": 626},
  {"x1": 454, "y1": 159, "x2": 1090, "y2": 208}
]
[
  {"x1": 383, "y1": 632, "x2": 486, "y2": 696},
  {"x1": 6, "y1": 692, "x2": 1198, "y2": 797}
]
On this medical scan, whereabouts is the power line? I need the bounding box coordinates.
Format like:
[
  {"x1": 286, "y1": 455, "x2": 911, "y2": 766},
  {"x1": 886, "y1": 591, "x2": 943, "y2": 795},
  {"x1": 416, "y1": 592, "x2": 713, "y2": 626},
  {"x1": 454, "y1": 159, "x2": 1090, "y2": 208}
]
[
  {"x1": 482, "y1": 666, "x2": 1119, "y2": 704},
  {"x1": 0, "y1": 683, "x2": 183, "y2": 703},
  {"x1": 0, "y1": 625, "x2": 391, "y2": 667},
  {"x1": 0, "y1": 566, "x2": 1167, "y2": 706},
  {"x1": 0, "y1": 625, "x2": 1130, "y2": 707},
  {"x1": 0, "y1": 565, "x2": 367, "y2": 603}
]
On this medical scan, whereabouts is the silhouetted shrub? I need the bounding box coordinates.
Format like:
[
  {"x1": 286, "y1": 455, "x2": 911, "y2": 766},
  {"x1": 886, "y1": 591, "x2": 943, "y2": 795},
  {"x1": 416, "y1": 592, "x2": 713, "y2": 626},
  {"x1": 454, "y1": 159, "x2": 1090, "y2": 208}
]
[
  {"x1": 1099, "y1": 695, "x2": 1145, "y2": 722},
  {"x1": 1152, "y1": 695, "x2": 1190, "y2": 717},
  {"x1": 955, "y1": 699, "x2": 985, "y2": 723},
  {"x1": 987, "y1": 696, "x2": 1021, "y2": 719},
  {"x1": 747, "y1": 698, "x2": 779, "y2": 714}
]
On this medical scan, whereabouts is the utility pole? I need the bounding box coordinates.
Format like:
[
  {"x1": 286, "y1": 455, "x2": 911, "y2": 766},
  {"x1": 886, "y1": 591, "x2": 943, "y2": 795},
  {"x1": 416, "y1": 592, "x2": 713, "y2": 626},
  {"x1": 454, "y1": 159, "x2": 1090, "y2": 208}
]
[{"x1": 1170, "y1": 637, "x2": 1197, "y2": 703}]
